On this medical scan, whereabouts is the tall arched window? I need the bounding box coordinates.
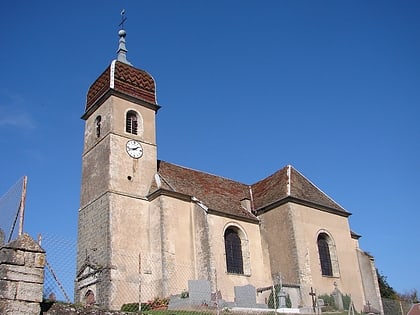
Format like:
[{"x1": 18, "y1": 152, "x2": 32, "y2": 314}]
[
  {"x1": 126, "y1": 110, "x2": 138, "y2": 135},
  {"x1": 224, "y1": 228, "x2": 244, "y2": 274},
  {"x1": 317, "y1": 233, "x2": 333, "y2": 276}
]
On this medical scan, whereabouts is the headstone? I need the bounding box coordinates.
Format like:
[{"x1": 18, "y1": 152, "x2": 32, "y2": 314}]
[
  {"x1": 278, "y1": 290, "x2": 287, "y2": 308},
  {"x1": 332, "y1": 283, "x2": 344, "y2": 310},
  {"x1": 234, "y1": 284, "x2": 256, "y2": 308},
  {"x1": 188, "y1": 280, "x2": 211, "y2": 305}
]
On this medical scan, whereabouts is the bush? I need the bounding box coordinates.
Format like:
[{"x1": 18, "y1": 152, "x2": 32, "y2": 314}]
[
  {"x1": 318, "y1": 294, "x2": 336, "y2": 311},
  {"x1": 141, "y1": 297, "x2": 169, "y2": 310},
  {"x1": 285, "y1": 294, "x2": 292, "y2": 308},
  {"x1": 342, "y1": 294, "x2": 351, "y2": 310},
  {"x1": 121, "y1": 303, "x2": 139, "y2": 312},
  {"x1": 268, "y1": 284, "x2": 281, "y2": 308}
]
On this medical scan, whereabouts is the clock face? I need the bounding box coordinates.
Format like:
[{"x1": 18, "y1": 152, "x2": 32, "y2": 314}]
[{"x1": 126, "y1": 140, "x2": 143, "y2": 159}]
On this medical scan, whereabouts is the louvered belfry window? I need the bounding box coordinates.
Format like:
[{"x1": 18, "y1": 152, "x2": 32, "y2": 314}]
[
  {"x1": 224, "y1": 228, "x2": 244, "y2": 274},
  {"x1": 318, "y1": 234, "x2": 333, "y2": 276},
  {"x1": 126, "y1": 111, "x2": 138, "y2": 135}
]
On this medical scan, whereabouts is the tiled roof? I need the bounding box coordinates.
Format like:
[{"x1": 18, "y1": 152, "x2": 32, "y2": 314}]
[
  {"x1": 149, "y1": 161, "x2": 256, "y2": 221},
  {"x1": 83, "y1": 61, "x2": 157, "y2": 119},
  {"x1": 148, "y1": 161, "x2": 349, "y2": 221},
  {"x1": 252, "y1": 166, "x2": 349, "y2": 215}
]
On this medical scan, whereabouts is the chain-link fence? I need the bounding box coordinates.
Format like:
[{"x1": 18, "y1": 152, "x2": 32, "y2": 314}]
[
  {"x1": 38, "y1": 234, "x2": 415, "y2": 314},
  {"x1": 45, "y1": 246, "x2": 301, "y2": 312},
  {"x1": 0, "y1": 176, "x2": 25, "y2": 243},
  {"x1": 41, "y1": 233, "x2": 77, "y2": 303},
  {"x1": 382, "y1": 297, "x2": 413, "y2": 315}
]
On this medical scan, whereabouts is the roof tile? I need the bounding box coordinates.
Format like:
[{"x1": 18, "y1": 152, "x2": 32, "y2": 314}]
[{"x1": 149, "y1": 161, "x2": 349, "y2": 220}]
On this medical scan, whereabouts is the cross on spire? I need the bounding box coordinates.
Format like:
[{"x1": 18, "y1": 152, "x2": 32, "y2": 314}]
[
  {"x1": 119, "y1": 9, "x2": 127, "y2": 30},
  {"x1": 116, "y1": 9, "x2": 132, "y2": 66}
]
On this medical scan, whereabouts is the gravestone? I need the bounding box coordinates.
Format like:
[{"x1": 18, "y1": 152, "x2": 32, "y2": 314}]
[
  {"x1": 234, "y1": 284, "x2": 257, "y2": 308},
  {"x1": 278, "y1": 290, "x2": 287, "y2": 308},
  {"x1": 188, "y1": 279, "x2": 211, "y2": 305},
  {"x1": 332, "y1": 283, "x2": 344, "y2": 311}
]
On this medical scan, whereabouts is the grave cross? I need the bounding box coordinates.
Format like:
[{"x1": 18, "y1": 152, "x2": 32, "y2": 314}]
[{"x1": 309, "y1": 287, "x2": 317, "y2": 313}]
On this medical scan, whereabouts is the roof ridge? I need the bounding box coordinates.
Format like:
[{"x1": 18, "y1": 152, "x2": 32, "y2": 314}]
[{"x1": 157, "y1": 173, "x2": 177, "y2": 191}]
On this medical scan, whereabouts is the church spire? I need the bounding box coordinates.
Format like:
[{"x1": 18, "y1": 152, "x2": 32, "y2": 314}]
[{"x1": 116, "y1": 9, "x2": 132, "y2": 66}]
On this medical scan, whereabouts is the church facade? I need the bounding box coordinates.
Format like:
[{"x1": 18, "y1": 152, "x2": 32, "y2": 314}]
[{"x1": 75, "y1": 29, "x2": 382, "y2": 313}]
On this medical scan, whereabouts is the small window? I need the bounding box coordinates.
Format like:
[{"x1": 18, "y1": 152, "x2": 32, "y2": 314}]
[
  {"x1": 224, "y1": 228, "x2": 244, "y2": 274},
  {"x1": 318, "y1": 234, "x2": 333, "y2": 276},
  {"x1": 84, "y1": 289, "x2": 95, "y2": 306},
  {"x1": 95, "y1": 116, "x2": 101, "y2": 138},
  {"x1": 126, "y1": 111, "x2": 138, "y2": 135}
]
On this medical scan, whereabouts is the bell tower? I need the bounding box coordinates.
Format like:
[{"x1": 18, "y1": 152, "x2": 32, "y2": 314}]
[{"x1": 75, "y1": 21, "x2": 160, "y2": 309}]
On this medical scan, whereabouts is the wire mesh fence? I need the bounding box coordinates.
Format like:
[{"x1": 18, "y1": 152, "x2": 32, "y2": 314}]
[
  {"x1": 76, "y1": 255, "x2": 277, "y2": 313},
  {"x1": 50, "y1": 247, "x2": 293, "y2": 312},
  {"x1": 37, "y1": 234, "x2": 416, "y2": 314},
  {"x1": 41, "y1": 233, "x2": 77, "y2": 303},
  {"x1": 382, "y1": 297, "x2": 413, "y2": 315},
  {"x1": 0, "y1": 176, "x2": 25, "y2": 243}
]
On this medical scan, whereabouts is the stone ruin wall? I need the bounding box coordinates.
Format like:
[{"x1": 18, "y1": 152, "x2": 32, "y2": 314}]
[{"x1": 0, "y1": 233, "x2": 46, "y2": 315}]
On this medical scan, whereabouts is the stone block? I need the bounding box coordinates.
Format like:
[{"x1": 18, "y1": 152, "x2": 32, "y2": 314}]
[
  {"x1": 0, "y1": 299, "x2": 40, "y2": 315},
  {"x1": 4, "y1": 233, "x2": 44, "y2": 253},
  {"x1": 34, "y1": 252, "x2": 45, "y2": 268},
  {"x1": 0, "y1": 280, "x2": 18, "y2": 300},
  {"x1": 0, "y1": 264, "x2": 44, "y2": 283},
  {"x1": 23, "y1": 251, "x2": 45, "y2": 268},
  {"x1": 0, "y1": 248, "x2": 25, "y2": 266},
  {"x1": 15, "y1": 281, "x2": 44, "y2": 302}
]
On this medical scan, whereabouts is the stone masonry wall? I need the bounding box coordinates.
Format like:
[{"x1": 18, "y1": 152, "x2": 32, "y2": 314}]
[{"x1": 0, "y1": 233, "x2": 45, "y2": 315}]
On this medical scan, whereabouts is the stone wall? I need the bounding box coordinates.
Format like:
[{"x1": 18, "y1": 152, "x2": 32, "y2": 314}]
[
  {"x1": 0, "y1": 233, "x2": 45, "y2": 315},
  {"x1": 357, "y1": 248, "x2": 383, "y2": 314}
]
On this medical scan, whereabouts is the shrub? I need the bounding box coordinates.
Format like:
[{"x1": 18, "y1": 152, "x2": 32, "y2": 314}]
[
  {"x1": 318, "y1": 294, "x2": 336, "y2": 311},
  {"x1": 268, "y1": 284, "x2": 281, "y2": 308},
  {"x1": 121, "y1": 303, "x2": 139, "y2": 312},
  {"x1": 285, "y1": 294, "x2": 292, "y2": 308},
  {"x1": 141, "y1": 297, "x2": 169, "y2": 310},
  {"x1": 342, "y1": 294, "x2": 351, "y2": 310}
]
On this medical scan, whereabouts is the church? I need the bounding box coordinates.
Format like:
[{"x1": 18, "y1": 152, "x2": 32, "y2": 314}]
[{"x1": 75, "y1": 25, "x2": 382, "y2": 313}]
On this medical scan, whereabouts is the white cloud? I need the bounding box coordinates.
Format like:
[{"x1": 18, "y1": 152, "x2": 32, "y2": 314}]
[
  {"x1": 0, "y1": 91, "x2": 36, "y2": 130},
  {"x1": 0, "y1": 110, "x2": 36, "y2": 129}
]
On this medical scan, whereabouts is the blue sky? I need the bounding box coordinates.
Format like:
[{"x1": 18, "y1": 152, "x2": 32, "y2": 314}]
[{"x1": 0, "y1": 1, "x2": 419, "y2": 296}]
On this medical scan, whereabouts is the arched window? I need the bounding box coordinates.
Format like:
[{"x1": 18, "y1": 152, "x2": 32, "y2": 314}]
[
  {"x1": 95, "y1": 115, "x2": 101, "y2": 138},
  {"x1": 224, "y1": 227, "x2": 244, "y2": 274},
  {"x1": 317, "y1": 233, "x2": 333, "y2": 276},
  {"x1": 126, "y1": 110, "x2": 138, "y2": 135}
]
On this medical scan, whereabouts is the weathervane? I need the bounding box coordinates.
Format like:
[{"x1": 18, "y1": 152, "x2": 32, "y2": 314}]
[{"x1": 119, "y1": 9, "x2": 127, "y2": 30}]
